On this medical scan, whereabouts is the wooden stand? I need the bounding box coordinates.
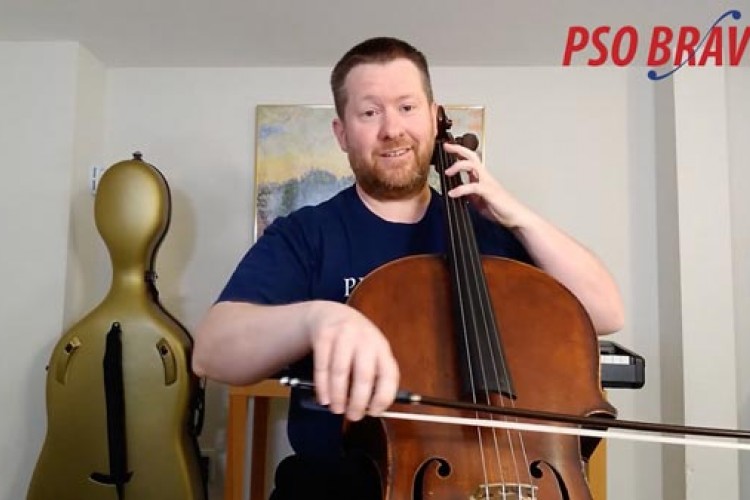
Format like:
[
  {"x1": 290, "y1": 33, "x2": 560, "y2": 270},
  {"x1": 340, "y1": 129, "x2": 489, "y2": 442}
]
[
  {"x1": 224, "y1": 381, "x2": 289, "y2": 500},
  {"x1": 588, "y1": 436, "x2": 607, "y2": 499}
]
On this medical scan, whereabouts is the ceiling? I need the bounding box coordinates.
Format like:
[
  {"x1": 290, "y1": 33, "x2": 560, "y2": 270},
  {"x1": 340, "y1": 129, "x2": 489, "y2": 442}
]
[{"x1": 0, "y1": 0, "x2": 746, "y2": 67}]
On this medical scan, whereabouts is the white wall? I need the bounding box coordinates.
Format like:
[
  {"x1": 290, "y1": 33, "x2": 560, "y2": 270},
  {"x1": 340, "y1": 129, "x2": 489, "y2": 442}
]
[
  {"x1": 673, "y1": 68, "x2": 740, "y2": 498},
  {"x1": 63, "y1": 45, "x2": 108, "y2": 327},
  {"x1": 3, "y1": 40, "x2": 749, "y2": 499},
  {"x1": 727, "y1": 68, "x2": 750, "y2": 497},
  {"x1": 0, "y1": 41, "x2": 103, "y2": 500}
]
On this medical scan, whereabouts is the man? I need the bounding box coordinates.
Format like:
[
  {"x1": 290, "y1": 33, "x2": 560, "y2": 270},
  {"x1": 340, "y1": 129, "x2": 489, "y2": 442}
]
[{"x1": 193, "y1": 37, "x2": 624, "y2": 497}]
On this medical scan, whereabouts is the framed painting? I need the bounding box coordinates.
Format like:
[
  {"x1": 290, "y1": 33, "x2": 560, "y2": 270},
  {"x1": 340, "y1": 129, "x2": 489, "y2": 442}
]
[{"x1": 253, "y1": 104, "x2": 484, "y2": 239}]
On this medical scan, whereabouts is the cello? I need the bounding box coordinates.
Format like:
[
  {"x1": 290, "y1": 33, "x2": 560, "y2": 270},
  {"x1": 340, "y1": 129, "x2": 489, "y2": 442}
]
[{"x1": 341, "y1": 106, "x2": 616, "y2": 499}]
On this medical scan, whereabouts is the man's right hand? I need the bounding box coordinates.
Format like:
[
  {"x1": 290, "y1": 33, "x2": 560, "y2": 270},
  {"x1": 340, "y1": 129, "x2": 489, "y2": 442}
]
[{"x1": 305, "y1": 301, "x2": 400, "y2": 422}]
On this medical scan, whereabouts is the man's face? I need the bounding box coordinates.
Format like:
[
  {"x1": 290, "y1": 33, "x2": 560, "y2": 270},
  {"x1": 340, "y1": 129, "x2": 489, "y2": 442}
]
[{"x1": 333, "y1": 59, "x2": 437, "y2": 200}]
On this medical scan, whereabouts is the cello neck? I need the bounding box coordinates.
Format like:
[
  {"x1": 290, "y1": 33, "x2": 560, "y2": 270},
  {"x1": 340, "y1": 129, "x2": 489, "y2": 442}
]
[{"x1": 433, "y1": 106, "x2": 515, "y2": 399}]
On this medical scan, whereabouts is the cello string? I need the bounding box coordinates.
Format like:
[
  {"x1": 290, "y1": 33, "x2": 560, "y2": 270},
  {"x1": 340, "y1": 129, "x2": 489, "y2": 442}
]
[
  {"x1": 443, "y1": 157, "x2": 516, "y2": 486},
  {"x1": 438, "y1": 134, "x2": 526, "y2": 491},
  {"x1": 439, "y1": 132, "x2": 524, "y2": 489},
  {"x1": 452, "y1": 170, "x2": 535, "y2": 493},
  {"x1": 436, "y1": 138, "x2": 495, "y2": 488},
  {"x1": 436, "y1": 135, "x2": 477, "y2": 399},
  {"x1": 457, "y1": 201, "x2": 536, "y2": 493},
  {"x1": 439, "y1": 146, "x2": 482, "y2": 403},
  {"x1": 438, "y1": 129, "x2": 517, "y2": 491}
]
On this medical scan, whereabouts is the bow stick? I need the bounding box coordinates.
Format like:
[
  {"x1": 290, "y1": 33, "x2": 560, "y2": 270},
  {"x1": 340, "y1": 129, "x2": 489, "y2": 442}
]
[{"x1": 280, "y1": 377, "x2": 750, "y2": 451}]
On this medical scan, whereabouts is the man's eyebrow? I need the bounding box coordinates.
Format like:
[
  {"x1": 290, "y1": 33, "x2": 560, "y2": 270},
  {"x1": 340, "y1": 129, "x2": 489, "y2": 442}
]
[{"x1": 356, "y1": 93, "x2": 419, "y2": 103}]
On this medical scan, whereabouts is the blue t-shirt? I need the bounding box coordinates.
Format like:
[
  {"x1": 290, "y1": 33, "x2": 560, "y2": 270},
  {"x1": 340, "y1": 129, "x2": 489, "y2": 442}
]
[{"x1": 219, "y1": 185, "x2": 532, "y2": 457}]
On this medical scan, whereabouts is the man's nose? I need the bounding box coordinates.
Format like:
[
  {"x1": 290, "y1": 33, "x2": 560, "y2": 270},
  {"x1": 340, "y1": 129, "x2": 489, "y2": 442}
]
[{"x1": 379, "y1": 110, "x2": 405, "y2": 140}]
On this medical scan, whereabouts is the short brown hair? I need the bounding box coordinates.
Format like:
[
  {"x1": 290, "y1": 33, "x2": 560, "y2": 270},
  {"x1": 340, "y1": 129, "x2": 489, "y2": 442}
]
[{"x1": 330, "y1": 37, "x2": 434, "y2": 118}]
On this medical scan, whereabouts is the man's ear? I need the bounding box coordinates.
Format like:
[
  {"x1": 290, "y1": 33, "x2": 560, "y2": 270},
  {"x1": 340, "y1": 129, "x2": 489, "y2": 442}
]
[
  {"x1": 332, "y1": 117, "x2": 348, "y2": 152},
  {"x1": 430, "y1": 102, "x2": 438, "y2": 136}
]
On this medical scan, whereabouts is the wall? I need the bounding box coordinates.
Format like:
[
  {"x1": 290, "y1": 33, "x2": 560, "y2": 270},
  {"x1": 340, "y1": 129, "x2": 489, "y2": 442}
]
[
  {"x1": 727, "y1": 68, "x2": 750, "y2": 497},
  {"x1": 0, "y1": 41, "x2": 105, "y2": 500}
]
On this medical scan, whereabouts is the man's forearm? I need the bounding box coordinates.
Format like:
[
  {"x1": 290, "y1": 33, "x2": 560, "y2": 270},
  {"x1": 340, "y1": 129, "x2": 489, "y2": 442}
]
[{"x1": 192, "y1": 301, "x2": 317, "y2": 384}]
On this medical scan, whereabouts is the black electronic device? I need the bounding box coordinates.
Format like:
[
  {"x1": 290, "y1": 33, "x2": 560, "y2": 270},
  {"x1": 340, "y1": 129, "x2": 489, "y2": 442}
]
[{"x1": 599, "y1": 340, "x2": 645, "y2": 389}]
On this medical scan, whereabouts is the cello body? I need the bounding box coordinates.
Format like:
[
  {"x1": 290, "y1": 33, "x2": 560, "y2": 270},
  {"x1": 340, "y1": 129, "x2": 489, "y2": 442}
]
[
  {"x1": 28, "y1": 154, "x2": 206, "y2": 500},
  {"x1": 346, "y1": 256, "x2": 615, "y2": 499}
]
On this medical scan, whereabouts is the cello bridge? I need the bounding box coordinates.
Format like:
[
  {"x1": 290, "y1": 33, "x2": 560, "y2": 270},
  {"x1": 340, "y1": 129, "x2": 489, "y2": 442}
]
[{"x1": 471, "y1": 483, "x2": 537, "y2": 499}]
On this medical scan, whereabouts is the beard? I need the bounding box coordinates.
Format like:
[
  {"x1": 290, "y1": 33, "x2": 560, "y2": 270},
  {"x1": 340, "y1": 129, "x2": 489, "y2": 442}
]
[{"x1": 349, "y1": 139, "x2": 434, "y2": 200}]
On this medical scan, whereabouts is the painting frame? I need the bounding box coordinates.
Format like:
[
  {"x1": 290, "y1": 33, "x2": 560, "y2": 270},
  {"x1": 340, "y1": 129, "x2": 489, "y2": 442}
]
[{"x1": 253, "y1": 104, "x2": 485, "y2": 240}]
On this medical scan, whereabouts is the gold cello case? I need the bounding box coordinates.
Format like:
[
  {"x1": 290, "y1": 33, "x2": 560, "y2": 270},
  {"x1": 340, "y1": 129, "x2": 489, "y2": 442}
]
[{"x1": 28, "y1": 153, "x2": 206, "y2": 500}]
